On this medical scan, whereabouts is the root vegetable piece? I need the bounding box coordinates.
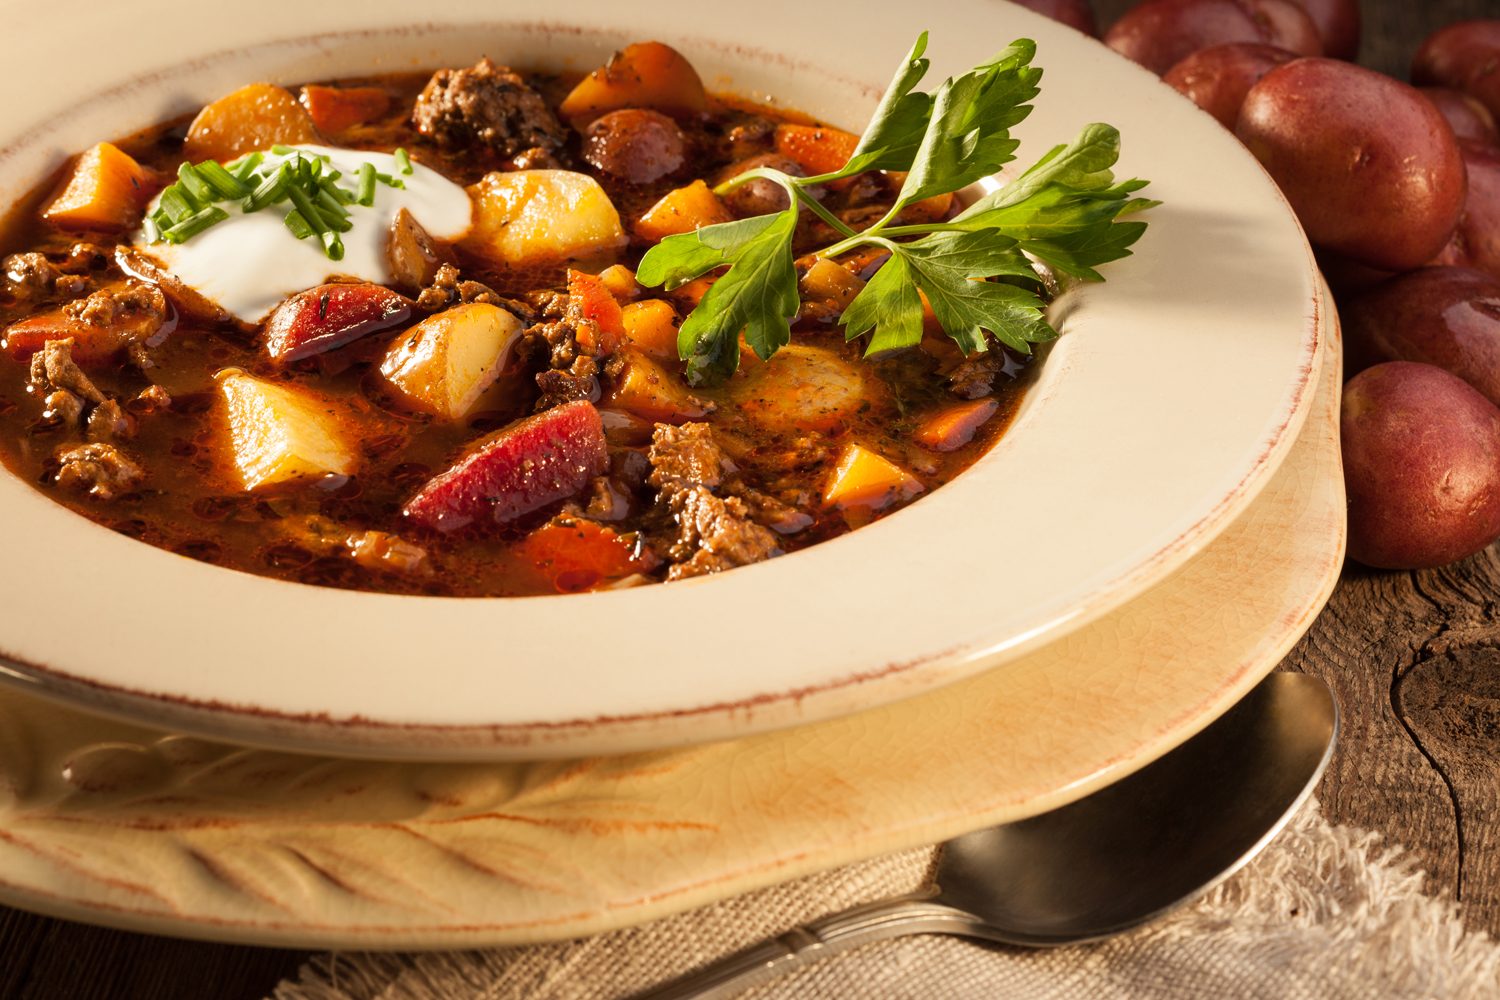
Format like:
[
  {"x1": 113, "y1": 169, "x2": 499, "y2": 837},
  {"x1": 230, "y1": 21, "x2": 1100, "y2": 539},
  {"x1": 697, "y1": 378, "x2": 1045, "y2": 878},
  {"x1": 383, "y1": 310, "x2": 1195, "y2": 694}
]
[
  {"x1": 42, "y1": 143, "x2": 150, "y2": 231},
  {"x1": 1163, "y1": 43, "x2": 1297, "y2": 129},
  {"x1": 2, "y1": 282, "x2": 166, "y2": 363},
  {"x1": 731, "y1": 344, "x2": 873, "y2": 433},
  {"x1": 387, "y1": 208, "x2": 452, "y2": 291},
  {"x1": 596, "y1": 264, "x2": 639, "y2": 301},
  {"x1": 1431, "y1": 141, "x2": 1500, "y2": 281},
  {"x1": 402, "y1": 400, "x2": 608, "y2": 533},
  {"x1": 465, "y1": 170, "x2": 626, "y2": 268},
  {"x1": 115, "y1": 247, "x2": 232, "y2": 326},
  {"x1": 1293, "y1": 0, "x2": 1360, "y2": 61},
  {"x1": 559, "y1": 41, "x2": 709, "y2": 124},
  {"x1": 568, "y1": 269, "x2": 626, "y2": 350},
  {"x1": 913, "y1": 398, "x2": 1001, "y2": 452},
  {"x1": 183, "y1": 83, "x2": 320, "y2": 163},
  {"x1": 217, "y1": 370, "x2": 357, "y2": 491},
  {"x1": 635, "y1": 180, "x2": 734, "y2": 243},
  {"x1": 520, "y1": 518, "x2": 661, "y2": 591},
  {"x1": 1343, "y1": 267, "x2": 1500, "y2": 408},
  {"x1": 1342, "y1": 362, "x2": 1500, "y2": 569},
  {"x1": 823, "y1": 443, "x2": 924, "y2": 511},
  {"x1": 264, "y1": 283, "x2": 412, "y2": 363},
  {"x1": 1012, "y1": 0, "x2": 1099, "y2": 36},
  {"x1": 582, "y1": 109, "x2": 687, "y2": 185},
  {"x1": 379, "y1": 302, "x2": 524, "y2": 420},
  {"x1": 799, "y1": 258, "x2": 866, "y2": 310},
  {"x1": 620, "y1": 299, "x2": 681, "y2": 360},
  {"x1": 300, "y1": 85, "x2": 391, "y2": 135},
  {"x1": 773, "y1": 124, "x2": 860, "y2": 177},
  {"x1": 1236, "y1": 59, "x2": 1466, "y2": 271},
  {"x1": 1413, "y1": 21, "x2": 1500, "y2": 121},
  {"x1": 1421, "y1": 88, "x2": 1499, "y2": 146},
  {"x1": 601, "y1": 349, "x2": 713, "y2": 423},
  {"x1": 1104, "y1": 0, "x2": 1321, "y2": 76}
]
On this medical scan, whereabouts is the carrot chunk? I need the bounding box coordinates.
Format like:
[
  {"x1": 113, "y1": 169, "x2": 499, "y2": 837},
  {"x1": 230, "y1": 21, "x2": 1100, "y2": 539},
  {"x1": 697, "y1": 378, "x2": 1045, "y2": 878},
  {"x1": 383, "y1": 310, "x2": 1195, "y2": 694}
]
[
  {"x1": 913, "y1": 398, "x2": 1000, "y2": 452},
  {"x1": 300, "y1": 85, "x2": 391, "y2": 135},
  {"x1": 42, "y1": 143, "x2": 150, "y2": 231},
  {"x1": 520, "y1": 519, "x2": 661, "y2": 591},
  {"x1": 822, "y1": 443, "x2": 924, "y2": 511},
  {"x1": 635, "y1": 180, "x2": 734, "y2": 242}
]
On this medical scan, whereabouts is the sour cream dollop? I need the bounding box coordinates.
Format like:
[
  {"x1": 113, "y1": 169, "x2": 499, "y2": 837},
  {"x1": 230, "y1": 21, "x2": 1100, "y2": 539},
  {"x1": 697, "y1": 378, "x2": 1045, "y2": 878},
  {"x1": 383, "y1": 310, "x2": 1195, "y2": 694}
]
[{"x1": 134, "y1": 146, "x2": 472, "y2": 323}]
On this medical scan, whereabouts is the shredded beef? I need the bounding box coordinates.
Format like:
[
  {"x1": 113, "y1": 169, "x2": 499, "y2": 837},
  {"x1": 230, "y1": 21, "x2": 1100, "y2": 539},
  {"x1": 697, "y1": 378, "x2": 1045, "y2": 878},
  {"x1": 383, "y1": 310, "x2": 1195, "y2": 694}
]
[
  {"x1": 535, "y1": 368, "x2": 599, "y2": 411},
  {"x1": 946, "y1": 352, "x2": 1006, "y2": 399},
  {"x1": 412, "y1": 58, "x2": 567, "y2": 161},
  {"x1": 85, "y1": 399, "x2": 134, "y2": 443},
  {"x1": 54, "y1": 442, "x2": 144, "y2": 500}
]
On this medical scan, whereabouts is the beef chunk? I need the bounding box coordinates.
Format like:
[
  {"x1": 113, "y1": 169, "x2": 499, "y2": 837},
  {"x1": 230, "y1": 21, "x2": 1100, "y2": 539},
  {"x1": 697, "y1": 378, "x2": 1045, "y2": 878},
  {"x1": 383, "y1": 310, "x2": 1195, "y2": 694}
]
[
  {"x1": 535, "y1": 368, "x2": 599, "y2": 411},
  {"x1": 663, "y1": 486, "x2": 780, "y2": 580},
  {"x1": 4, "y1": 252, "x2": 88, "y2": 302},
  {"x1": 414, "y1": 263, "x2": 531, "y2": 317},
  {"x1": 412, "y1": 58, "x2": 567, "y2": 160},
  {"x1": 648, "y1": 422, "x2": 727, "y2": 491},
  {"x1": 30, "y1": 339, "x2": 106, "y2": 406},
  {"x1": 85, "y1": 398, "x2": 135, "y2": 443},
  {"x1": 946, "y1": 352, "x2": 1005, "y2": 400},
  {"x1": 64, "y1": 281, "x2": 167, "y2": 333},
  {"x1": 55, "y1": 443, "x2": 144, "y2": 500}
]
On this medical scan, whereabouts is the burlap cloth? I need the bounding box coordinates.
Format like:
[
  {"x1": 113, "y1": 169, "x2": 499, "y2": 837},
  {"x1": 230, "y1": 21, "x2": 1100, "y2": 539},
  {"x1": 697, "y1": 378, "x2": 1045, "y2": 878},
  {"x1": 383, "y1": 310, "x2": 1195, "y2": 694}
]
[{"x1": 272, "y1": 799, "x2": 1500, "y2": 999}]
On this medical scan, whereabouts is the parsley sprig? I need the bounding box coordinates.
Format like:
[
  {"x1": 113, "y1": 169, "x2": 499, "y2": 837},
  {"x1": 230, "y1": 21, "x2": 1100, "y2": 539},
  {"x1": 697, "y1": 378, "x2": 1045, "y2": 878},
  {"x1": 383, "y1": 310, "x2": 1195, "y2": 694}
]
[
  {"x1": 636, "y1": 34, "x2": 1157, "y2": 385},
  {"x1": 142, "y1": 146, "x2": 415, "y2": 261}
]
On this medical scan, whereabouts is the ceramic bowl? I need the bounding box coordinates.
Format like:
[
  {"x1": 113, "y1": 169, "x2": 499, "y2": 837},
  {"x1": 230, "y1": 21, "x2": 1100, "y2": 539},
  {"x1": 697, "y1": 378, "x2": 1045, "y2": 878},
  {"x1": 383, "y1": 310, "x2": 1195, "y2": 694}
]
[{"x1": 0, "y1": 0, "x2": 1323, "y2": 759}]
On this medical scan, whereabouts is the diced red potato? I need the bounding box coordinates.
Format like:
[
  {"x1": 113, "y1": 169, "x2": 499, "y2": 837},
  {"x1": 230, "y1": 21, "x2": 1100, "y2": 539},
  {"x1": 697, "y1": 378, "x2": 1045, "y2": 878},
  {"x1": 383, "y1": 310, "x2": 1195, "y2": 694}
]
[
  {"x1": 822, "y1": 442, "x2": 925, "y2": 511},
  {"x1": 2, "y1": 284, "x2": 167, "y2": 363},
  {"x1": 216, "y1": 370, "x2": 358, "y2": 491},
  {"x1": 568, "y1": 269, "x2": 626, "y2": 352},
  {"x1": 620, "y1": 299, "x2": 682, "y2": 360},
  {"x1": 582, "y1": 109, "x2": 687, "y2": 185},
  {"x1": 263, "y1": 283, "x2": 412, "y2": 364},
  {"x1": 379, "y1": 302, "x2": 525, "y2": 421},
  {"x1": 402, "y1": 400, "x2": 609, "y2": 533},
  {"x1": 601, "y1": 349, "x2": 713, "y2": 423},
  {"x1": 730, "y1": 344, "x2": 874, "y2": 433},
  {"x1": 300, "y1": 85, "x2": 392, "y2": 135},
  {"x1": 386, "y1": 208, "x2": 452, "y2": 291},
  {"x1": 913, "y1": 398, "x2": 1001, "y2": 452},
  {"x1": 558, "y1": 41, "x2": 709, "y2": 124},
  {"x1": 520, "y1": 518, "x2": 662, "y2": 591},
  {"x1": 183, "y1": 83, "x2": 321, "y2": 163},
  {"x1": 115, "y1": 247, "x2": 233, "y2": 326},
  {"x1": 465, "y1": 170, "x2": 627, "y2": 268},
  {"x1": 42, "y1": 143, "x2": 152, "y2": 231},
  {"x1": 635, "y1": 180, "x2": 735, "y2": 243}
]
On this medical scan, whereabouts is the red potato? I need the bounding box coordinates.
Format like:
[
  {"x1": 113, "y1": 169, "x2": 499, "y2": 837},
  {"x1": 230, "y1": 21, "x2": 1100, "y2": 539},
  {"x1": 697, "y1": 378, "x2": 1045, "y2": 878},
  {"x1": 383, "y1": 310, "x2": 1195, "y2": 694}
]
[
  {"x1": 403, "y1": 400, "x2": 608, "y2": 533},
  {"x1": 263, "y1": 283, "x2": 412, "y2": 363},
  {"x1": 1236, "y1": 59, "x2": 1467, "y2": 271},
  {"x1": 1163, "y1": 43, "x2": 1297, "y2": 129},
  {"x1": 1420, "y1": 88, "x2": 1499, "y2": 146},
  {"x1": 582, "y1": 109, "x2": 687, "y2": 185},
  {"x1": 1104, "y1": 0, "x2": 1321, "y2": 76},
  {"x1": 1342, "y1": 362, "x2": 1500, "y2": 570},
  {"x1": 1012, "y1": 0, "x2": 1098, "y2": 36},
  {"x1": 716, "y1": 155, "x2": 810, "y2": 218},
  {"x1": 1430, "y1": 141, "x2": 1500, "y2": 281},
  {"x1": 1291, "y1": 0, "x2": 1360, "y2": 61},
  {"x1": 1343, "y1": 267, "x2": 1500, "y2": 408},
  {"x1": 1413, "y1": 21, "x2": 1500, "y2": 121}
]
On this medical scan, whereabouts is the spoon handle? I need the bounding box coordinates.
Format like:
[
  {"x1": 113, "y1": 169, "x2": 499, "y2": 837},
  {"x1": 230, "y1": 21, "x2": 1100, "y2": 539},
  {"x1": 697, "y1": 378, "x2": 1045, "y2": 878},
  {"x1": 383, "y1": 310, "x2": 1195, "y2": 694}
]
[{"x1": 632, "y1": 892, "x2": 992, "y2": 1000}]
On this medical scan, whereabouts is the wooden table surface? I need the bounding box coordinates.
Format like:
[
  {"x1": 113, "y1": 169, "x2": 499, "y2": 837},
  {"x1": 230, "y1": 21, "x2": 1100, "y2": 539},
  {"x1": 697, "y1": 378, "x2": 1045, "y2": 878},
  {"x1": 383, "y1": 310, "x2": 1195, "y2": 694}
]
[{"x1": 3, "y1": 1, "x2": 1497, "y2": 997}]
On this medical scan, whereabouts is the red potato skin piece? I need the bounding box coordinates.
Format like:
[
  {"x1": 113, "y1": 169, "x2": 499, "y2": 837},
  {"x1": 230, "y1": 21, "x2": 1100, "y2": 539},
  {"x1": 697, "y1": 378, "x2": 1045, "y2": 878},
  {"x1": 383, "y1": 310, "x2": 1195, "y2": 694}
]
[
  {"x1": 264, "y1": 283, "x2": 412, "y2": 363},
  {"x1": 1104, "y1": 0, "x2": 1321, "y2": 76},
  {"x1": 403, "y1": 400, "x2": 609, "y2": 533}
]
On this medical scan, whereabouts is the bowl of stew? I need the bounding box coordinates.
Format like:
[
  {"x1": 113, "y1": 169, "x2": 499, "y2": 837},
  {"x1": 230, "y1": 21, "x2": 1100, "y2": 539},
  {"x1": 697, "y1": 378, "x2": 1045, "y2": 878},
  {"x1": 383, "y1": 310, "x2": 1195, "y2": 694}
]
[{"x1": 0, "y1": 0, "x2": 1323, "y2": 758}]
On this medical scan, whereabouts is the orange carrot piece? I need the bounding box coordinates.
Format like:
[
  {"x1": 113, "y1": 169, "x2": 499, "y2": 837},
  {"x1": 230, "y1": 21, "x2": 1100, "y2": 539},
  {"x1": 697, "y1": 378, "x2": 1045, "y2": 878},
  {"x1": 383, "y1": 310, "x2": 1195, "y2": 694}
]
[
  {"x1": 521, "y1": 518, "x2": 660, "y2": 591},
  {"x1": 300, "y1": 85, "x2": 391, "y2": 135},
  {"x1": 913, "y1": 398, "x2": 1001, "y2": 452}
]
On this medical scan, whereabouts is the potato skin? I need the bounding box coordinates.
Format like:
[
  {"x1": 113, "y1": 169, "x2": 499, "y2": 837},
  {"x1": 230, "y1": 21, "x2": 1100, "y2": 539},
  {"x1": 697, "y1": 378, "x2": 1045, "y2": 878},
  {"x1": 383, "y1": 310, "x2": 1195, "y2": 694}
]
[
  {"x1": 582, "y1": 109, "x2": 686, "y2": 184},
  {"x1": 1012, "y1": 0, "x2": 1098, "y2": 36},
  {"x1": 1236, "y1": 59, "x2": 1467, "y2": 271},
  {"x1": 1413, "y1": 20, "x2": 1500, "y2": 120},
  {"x1": 1104, "y1": 0, "x2": 1321, "y2": 76},
  {"x1": 1342, "y1": 362, "x2": 1500, "y2": 570},
  {"x1": 1430, "y1": 141, "x2": 1500, "y2": 281},
  {"x1": 1164, "y1": 43, "x2": 1297, "y2": 129},
  {"x1": 1291, "y1": 0, "x2": 1360, "y2": 61},
  {"x1": 1343, "y1": 267, "x2": 1500, "y2": 407},
  {"x1": 1420, "y1": 87, "x2": 1499, "y2": 146}
]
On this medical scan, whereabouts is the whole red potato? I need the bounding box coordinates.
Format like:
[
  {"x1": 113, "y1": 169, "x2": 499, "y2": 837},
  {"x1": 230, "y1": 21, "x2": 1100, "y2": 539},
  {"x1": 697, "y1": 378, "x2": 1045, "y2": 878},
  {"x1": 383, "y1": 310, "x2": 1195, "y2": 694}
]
[
  {"x1": 1413, "y1": 20, "x2": 1500, "y2": 121},
  {"x1": 1237, "y1": 59, "x2": 1467, "y2": 271},
  {"x1": 1292, "y1": 0, "x2": 1360, "y2": 61},
  {"x1": 1431, "y1": 141, "x2": 1500, "y2": 281},
  {"x1": 1420, "y1": 87, "x2": 1499, "y2": 146},
  {"x1": 1104, "y1": 0, "x2": 1321, "y2": 76},
  {"x1": 1013, "y1": 0, "x2": 1098, "y2": 36},
  {"x1": 1343, "y1": 267, "x2": 1500, "y2": 407},
  {"x1": 1342, "y1": 362, "x2": 1500, "y2": 570},
  {"x1": 1164, "y1": 43, "x2": 1297, "y2": 128}
]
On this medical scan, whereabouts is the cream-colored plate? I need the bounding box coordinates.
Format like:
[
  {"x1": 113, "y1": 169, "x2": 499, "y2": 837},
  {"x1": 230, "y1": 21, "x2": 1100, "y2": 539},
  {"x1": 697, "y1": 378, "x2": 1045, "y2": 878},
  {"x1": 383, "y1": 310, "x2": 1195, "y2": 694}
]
[{"x1": 0, "y1": 306, "x2": 1345, "y2": 948}]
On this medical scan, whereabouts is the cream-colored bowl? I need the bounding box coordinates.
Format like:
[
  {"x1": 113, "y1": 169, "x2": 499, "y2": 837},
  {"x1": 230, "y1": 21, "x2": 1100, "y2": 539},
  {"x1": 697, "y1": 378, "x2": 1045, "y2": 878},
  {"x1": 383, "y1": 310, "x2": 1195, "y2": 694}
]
[{"x1": 0, "y1": 0, "x2": 1322, "y2": 759}]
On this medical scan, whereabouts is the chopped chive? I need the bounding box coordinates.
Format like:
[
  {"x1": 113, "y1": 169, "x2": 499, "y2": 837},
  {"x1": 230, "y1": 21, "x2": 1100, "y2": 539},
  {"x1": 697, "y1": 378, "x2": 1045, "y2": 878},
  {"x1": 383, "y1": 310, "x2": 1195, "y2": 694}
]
[
  {"x1": 325, "y1": 169, "x2": 342, "y2": 182},
  {"x1": 284, "y1": 183, "x2": 328, "y2": 234},
  {"x1": 315, "y1": 187, "x2": 350, "y2": 221},
  {"x1": 141, "y1": 216, "x2": 161, "y2": 243},
  {"x1": 162, "y1": 205, "x2": 229, "y2": 243},
  {"x1": 270, "y1": 144, "x2": 297, "y2": 156},
  {"x1": 374, "y1": 172, "x2": 405, "y2": 190},
  {"x1": 393, "y1": 147, "x2": 413, "y2": 175},
  {"x1": 196, "y1": 160, "x2": 250, "y2": 199},
  {"x1": 158, "y1": 186, "x2": 197, "y2": 224},
  {"x1": 355, "y1": 162, "x2": 376, "y2": 205},
  {"x1": 321, "y1": 231, "x2": 345, "y2": 261},
  {"x1": 244, "y1": 169, "x2": 289, "y2": 212},
  {"x1": 228, "y1": 151, "x2": 264, "y2": 182},
  {"x1": 283, "y1": 210, "x2": 315, "y2": 240},
  {"x1": 150, "y1": 206, "x2": 172, "y2": 231},
  {"x1": 176, "y1": 163, "x2": 217, "y2": 204}
]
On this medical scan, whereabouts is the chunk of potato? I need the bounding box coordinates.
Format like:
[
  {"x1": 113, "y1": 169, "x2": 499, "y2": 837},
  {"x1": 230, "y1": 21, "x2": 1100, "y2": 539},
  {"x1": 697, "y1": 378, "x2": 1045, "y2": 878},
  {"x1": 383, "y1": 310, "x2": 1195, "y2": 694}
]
[
  {"x1": 822, "y1": 443, "x2": 924, "y2": 511},
  {"x1": 184, "y1": 83, "x2": 321, "y2": 163},
  {"x1": 379, "y1": 303, "x2": 524, "y2": 421},
  {"x1": 601, "y1": 349, "x2": 712, "y2": 423},
  {"x1": 217, "y1": 370, "x2": 357, "y2": 490},
  {"x1": 620, "y1": 299, "x2": 681, "y2": 360},
  {"x1": 559, "y1": 41, "x2": 709, "y2": 124},
  {"x1": 635, "y1": 180, "x2": 734, "y2": 243},
  {"x1": 731, "y1": 344, "x2": 873, "y2": 432},
  {"x1": 43, "y1": 143, "x2": 150, "y2": 231},
  {"x1": 465, "y1": 170, "x2": 626, "y2": 268}
]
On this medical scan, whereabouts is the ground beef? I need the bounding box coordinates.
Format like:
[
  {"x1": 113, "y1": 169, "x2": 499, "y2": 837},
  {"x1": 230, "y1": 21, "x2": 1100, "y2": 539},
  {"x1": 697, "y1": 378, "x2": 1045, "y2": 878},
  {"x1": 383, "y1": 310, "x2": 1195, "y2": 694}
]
[
  {"x1": 414, "y1": 263, "x2": 531, "y2": 318},
  {"x1": 648, "y1": 422, "x2": 727, "y2": 491},
  {"x1": 535, "y1": 368, "x2": 599, "y2": 410},
  {"x1": 3, "y1": 253, "x2": 88, "y2": 302},
  {"x1": 63, "y1": 281, "x2": 166, "y2": 332},
  {"x1": 411, "y1": 58, "x2": 567, "y2": 161},
  {"x1": 54, "y1": 442, "x2": 144, "y2": 500},
  {"x1": 946, "y1": 348, "x2": 1024, "y2": 400},
  {"x1": 30, "y1": 339, "x2": 105, "y2": 406}
]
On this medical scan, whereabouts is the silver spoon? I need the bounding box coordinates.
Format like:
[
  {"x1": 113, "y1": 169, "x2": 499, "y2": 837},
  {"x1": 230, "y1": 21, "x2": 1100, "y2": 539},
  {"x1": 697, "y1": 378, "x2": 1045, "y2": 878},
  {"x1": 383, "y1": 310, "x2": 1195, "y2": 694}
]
[{"x1": 638, "y1": 671, "x2": 1337, "y2": 1000}]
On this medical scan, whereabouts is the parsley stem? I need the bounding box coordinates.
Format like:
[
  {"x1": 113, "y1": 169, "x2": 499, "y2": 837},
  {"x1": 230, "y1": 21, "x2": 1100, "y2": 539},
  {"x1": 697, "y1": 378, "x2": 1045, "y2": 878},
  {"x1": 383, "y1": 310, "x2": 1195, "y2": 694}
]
[
  {"x1": 874, "y1": 222, "x2": 976, "y2": 237},
  {"x1": 793, "y1": 187, "x2": 858, "y2": 239}
]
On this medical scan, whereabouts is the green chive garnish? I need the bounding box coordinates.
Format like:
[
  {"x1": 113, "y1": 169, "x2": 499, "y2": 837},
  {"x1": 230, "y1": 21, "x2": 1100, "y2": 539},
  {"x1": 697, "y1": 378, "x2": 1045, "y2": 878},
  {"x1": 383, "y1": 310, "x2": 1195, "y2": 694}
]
[
  {"x1": 228, "y1": 151, "x2": 264, "y2": 182},
  {"x1": 321, "y1": 231, "x2": 345, "y2": 261},
  {"x1": 162, "y1": 205, "x2": 229, "y2": 243},
  {"x1": 284, "y1": 182, "x2": 327, "y2": 235},
  {"x1": 394, "y1": 147, "x2": 413, "y2": 175},
  {"x1": 356, "y1": 163, "x2": 376, "y2": 206},
  {"x1": 270, "y1": 144, "x2": 297, "y2": 156},
  {"x1": 197, "y1": 160, "x2": 250, "y2": 199},
  {"x1": 375, "y1": 171, "x2": 405, "y2": 190},
  {"x1": 158, "y1": 186, "x2": 197, "y2": 224},
  {"x1": 244, "y1": 169, "x2": 289, "y2": 212},
  {"x1": 283, "y1": 210, "x2": 315, "y2": 240},
  {"x1": 176, "y1": 163, "x2": 216, "y2": 204},
  {"x1": 315, "y1": 187, "x2": 350, "y2": 221}
]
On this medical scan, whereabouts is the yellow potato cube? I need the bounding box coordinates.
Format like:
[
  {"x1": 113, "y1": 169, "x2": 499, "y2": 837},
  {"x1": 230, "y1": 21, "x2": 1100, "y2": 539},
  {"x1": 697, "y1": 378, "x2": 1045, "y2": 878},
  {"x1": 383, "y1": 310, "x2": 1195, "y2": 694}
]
[
  {"x1": 465, "y1": 170, "x2": 626, "y2": 268},
  {"x1": 217, "y1": 371, "x2": 357, "y2": 491},
  {"x1": 379, "y1": 303, "x2": 524, "y2": 420},
  {"x1": 620, "y1": 299, "x2": 682, "y2": 360}
]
